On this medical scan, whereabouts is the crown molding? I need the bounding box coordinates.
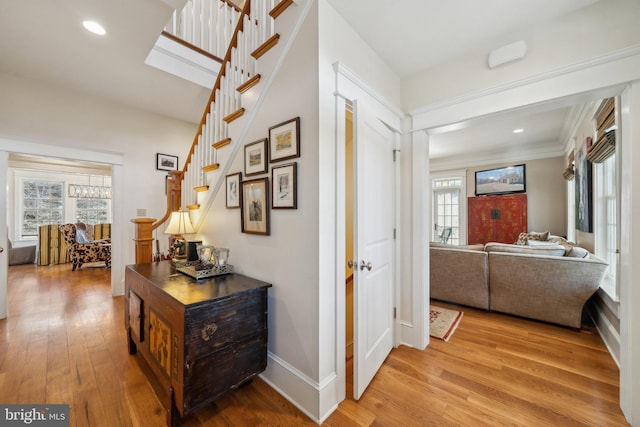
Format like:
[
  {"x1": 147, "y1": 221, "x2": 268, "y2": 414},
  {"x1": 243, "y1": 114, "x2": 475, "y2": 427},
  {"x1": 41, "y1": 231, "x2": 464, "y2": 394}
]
[{"x1": 409, "y1": 44, "x2": 640, "y2": 119}]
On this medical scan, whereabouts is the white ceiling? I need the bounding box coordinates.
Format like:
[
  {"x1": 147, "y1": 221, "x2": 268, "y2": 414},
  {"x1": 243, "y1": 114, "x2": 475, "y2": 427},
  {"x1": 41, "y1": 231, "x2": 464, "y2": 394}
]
[
  {"x1": 0, "y1": 0, "x2": 603, "y2": 160},
  {"x1": 325, "y1": 0, "x2": 600, "y2": 78},
  {"x1": 0, "y1": 0, "x2": 209, "y2": 123},
  {"x1": 325, "y1": 0, "x2": 603, "y2": 164}
]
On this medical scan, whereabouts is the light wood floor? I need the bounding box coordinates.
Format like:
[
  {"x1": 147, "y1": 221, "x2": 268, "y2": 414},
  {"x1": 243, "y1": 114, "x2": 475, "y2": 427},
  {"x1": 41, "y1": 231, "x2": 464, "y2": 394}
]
[{"x1": 1, "y1": 264, "x2": 629, "y2": 426}]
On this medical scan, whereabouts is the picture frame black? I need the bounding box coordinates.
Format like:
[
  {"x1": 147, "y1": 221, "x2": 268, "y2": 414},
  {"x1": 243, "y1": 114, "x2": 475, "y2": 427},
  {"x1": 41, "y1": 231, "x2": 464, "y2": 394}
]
[
  {"x1": 225, "y1": 172, "x2": 242, "y2": 208},
  {"x1": 156, "y1": 153, "x2": 179, "y2": 171},
  {"x1": 241, "y1": 177, "x2": 270, "y2": 235},
  {"x1": 269, "y1": 117, "x2": 300, "y2": 163},
  {"x1": 244, "y1": 139, "x2": 268, "y2": 176},
  {"x1": 272, "y1": 162, "x2": 297, "y2": 209}
]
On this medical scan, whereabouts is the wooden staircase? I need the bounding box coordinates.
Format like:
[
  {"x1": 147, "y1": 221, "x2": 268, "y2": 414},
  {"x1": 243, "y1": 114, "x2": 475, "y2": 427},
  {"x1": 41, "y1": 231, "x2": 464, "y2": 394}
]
[{"x1": 133, "y1": 0, "x2": 298, "y2": 263}]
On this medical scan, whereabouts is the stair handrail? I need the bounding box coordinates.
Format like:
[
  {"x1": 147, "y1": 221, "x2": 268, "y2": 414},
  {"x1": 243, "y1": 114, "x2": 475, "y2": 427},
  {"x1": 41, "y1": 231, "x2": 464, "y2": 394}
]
[
  {"x1": 164, "y1": 0, "x2": 242, "y2": 60},
  {"x1": 150, "y1": 0, "x2": 251, "y2": 233}
]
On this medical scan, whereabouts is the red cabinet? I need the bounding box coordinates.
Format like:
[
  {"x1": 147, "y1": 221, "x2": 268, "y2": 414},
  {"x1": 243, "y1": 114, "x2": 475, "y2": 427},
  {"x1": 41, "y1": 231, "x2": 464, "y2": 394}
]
[{"x1": 468, "y1": 194, "x2": 527, "y2": 245}]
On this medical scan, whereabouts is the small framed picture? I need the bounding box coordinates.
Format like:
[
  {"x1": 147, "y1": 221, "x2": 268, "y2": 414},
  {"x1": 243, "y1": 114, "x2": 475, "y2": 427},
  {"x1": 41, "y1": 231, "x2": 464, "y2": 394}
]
[
  {"x1": 272, "y1": 162, "x2": 297, "y2": 209},
  {"x1": 269, "y1": 117, "x2": 300, "y2": 163},
  {"x1": 225, "y1": 172, "x2": 242, "y2": 208},
  {"x1": 241, "y1": 177, "x2": 270, "y2": 235},
  {"x1": 244, "y1": 139, "x2": 268, "y2": 176},
  {"x1": 156, "y1": 153, "x2": 179, "y2": 171}
]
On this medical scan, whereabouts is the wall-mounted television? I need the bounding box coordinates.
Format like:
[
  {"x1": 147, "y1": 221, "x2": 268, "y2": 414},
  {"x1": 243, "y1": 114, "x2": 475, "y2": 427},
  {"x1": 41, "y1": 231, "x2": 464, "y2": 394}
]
[{"x1": 474, "y1": 164, "x2": 526, "y2": 196}]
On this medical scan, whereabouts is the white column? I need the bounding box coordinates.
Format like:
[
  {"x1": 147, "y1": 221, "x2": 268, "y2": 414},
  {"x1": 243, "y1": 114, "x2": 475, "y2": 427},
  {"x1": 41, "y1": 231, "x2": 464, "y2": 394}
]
[
  {"x1": 0, "y1": 151, "x2": 8, "y2": 319},
  {"x1": 619, "y1": 80, "x2": 640, "y2": 425}
]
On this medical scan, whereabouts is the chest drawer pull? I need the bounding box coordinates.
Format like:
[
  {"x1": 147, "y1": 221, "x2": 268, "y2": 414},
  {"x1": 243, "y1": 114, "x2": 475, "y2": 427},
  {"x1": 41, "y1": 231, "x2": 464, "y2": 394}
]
[{"x1": 201, "y1": 323, "x2": 218, "y2": 341}]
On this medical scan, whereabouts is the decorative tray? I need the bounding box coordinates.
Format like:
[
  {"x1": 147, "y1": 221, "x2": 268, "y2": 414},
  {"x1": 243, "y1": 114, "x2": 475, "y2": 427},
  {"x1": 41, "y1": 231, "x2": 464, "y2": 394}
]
[{"x1": 176, "y1": 264, "x2": 235, "y2": 280}]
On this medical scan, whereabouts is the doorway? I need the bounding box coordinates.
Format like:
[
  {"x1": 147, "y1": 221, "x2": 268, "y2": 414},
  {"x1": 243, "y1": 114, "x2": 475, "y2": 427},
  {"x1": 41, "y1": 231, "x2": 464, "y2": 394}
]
[
  {"x1": 0, "y1": 140, "x2": 124, "y2": 319},
  {"x1": 341, "y1": 97, "x2": 397, "y2": 400}
]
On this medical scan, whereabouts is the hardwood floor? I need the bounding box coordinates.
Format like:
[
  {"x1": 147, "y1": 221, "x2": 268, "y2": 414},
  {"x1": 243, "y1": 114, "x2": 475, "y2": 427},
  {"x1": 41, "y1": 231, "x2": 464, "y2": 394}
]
[{"x1": 1, "y1": 264, "x2": 629, "y2": 426}]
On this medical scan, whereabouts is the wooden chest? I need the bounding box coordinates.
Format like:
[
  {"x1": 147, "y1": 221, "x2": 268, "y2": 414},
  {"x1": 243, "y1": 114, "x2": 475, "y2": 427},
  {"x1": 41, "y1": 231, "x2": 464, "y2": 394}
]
[
  {"x1": 468, "y1": 194, "x2": 528, "y2": 245},
  {"x1": 125, "y1": 261, "x2": 271, "y2": 426}
]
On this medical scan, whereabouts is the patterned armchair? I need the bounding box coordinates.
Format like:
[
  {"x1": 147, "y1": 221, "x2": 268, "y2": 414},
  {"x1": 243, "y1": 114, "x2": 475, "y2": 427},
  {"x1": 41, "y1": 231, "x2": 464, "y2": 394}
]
[{"x1": 58, "y1": 224, "x2": 111, "y2": 271}]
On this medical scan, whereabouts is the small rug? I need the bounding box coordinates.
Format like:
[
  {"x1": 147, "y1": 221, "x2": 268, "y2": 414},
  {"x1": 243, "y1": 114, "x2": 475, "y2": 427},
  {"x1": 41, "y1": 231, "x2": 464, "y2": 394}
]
[{"x1": 429, "y1": 305, "x2": 463, "y2": 342}]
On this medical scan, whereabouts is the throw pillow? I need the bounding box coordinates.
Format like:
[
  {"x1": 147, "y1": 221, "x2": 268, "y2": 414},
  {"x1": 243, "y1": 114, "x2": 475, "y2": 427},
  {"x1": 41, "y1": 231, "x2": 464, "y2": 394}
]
[
  {"x1": 485, "y1": 242, "x2": 566, "y2": 257},
  {"x1": 76, "y1": 228, "x2": 90, "y2": 244},
  {"x1": 515, "y1": 231, "x2": 550, "y2": 245},
  {"x1": 567, "y1": 246, "x2": 589, "y2": 258}
]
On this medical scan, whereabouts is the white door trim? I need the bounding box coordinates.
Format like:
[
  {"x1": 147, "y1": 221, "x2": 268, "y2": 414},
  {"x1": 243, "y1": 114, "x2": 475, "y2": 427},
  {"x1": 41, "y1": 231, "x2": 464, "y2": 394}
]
[{"x1": 0, "y1": 137, "x2": 125, "y2": 300}]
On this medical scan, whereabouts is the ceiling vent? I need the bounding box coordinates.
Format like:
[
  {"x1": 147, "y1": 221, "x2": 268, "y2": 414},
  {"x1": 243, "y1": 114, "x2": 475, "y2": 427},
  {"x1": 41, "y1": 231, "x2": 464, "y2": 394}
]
[{"x1": 488, "y1": 40, "x2": 527, "y2": 69}]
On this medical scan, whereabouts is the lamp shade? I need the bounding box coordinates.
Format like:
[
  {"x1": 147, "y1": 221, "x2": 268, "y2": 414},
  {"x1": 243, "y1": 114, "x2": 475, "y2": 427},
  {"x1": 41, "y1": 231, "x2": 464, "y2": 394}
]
[{"x1": 164, "y1": 210, "x2": 194, "y2": 235}]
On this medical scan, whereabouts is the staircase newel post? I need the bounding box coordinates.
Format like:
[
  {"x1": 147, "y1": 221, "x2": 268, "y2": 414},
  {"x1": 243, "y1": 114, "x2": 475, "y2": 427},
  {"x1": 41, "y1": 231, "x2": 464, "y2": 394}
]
[
  {"x1": 168, "y1": 170, "x2": 184, "y2": 212},
  {"x1": 131, "y1": 218, "x2": 156, "y2": 264}
]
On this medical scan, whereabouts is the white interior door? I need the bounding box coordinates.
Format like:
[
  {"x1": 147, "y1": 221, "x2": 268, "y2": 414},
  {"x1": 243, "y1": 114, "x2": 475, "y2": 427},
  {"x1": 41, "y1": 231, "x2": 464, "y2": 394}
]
[
  {"x1": 0, "y1": 151, "x2": 9, "y2": 319},
  {"x1": 353, "y1": 101, "x2": 395, "y2": 399}
]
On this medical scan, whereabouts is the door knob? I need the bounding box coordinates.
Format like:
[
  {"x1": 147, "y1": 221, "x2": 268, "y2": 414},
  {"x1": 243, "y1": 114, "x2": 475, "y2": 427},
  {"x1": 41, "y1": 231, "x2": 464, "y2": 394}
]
[
  {"x1": 0, "y1": 247, "x2": 3, "y2": 253},
  {"x1": 360, "y1": 260, "x2": 372, "y2": 271},
  {"x1": 347, "y1": 260, "x2": 354, "y2": 269}
]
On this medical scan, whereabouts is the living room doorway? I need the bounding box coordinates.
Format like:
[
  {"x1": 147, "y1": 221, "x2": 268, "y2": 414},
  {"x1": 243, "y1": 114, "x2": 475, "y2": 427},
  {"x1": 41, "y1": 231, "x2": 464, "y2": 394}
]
[
  {"x1": 419, "y1": 72, "x2": 638, "y2": 421},
  {"x1": 0, "y1": 140, "x2": 124, "y2": 319}
]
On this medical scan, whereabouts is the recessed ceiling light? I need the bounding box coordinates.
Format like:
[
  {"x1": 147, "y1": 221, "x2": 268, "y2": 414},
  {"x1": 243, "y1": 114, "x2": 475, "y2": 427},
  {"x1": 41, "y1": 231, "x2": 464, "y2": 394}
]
[
  {"x1": 83, "y1": 20, "x2": 106, "y2": 36},
  {"x1": 513, "y1": 128, "x2": 524, "y2": 134}
]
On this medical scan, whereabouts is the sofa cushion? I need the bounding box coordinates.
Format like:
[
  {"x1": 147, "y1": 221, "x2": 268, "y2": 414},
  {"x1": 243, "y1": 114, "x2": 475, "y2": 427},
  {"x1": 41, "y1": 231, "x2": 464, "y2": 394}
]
[
  {"x1": 430, "y1": 242, "x2": 484, "y2": 251},
  {"x1": 567, "y1": 246, "x2": 589, "y2": 258},
  {"x1": 515, "y1": 231, "x2": 550, "y2": 245},
  {"x1": 484, "y1": 242, "x2": 566, "y2": 257},
  {"x1": 526, "y1": 240, "x2": 560, "y2": 247}
]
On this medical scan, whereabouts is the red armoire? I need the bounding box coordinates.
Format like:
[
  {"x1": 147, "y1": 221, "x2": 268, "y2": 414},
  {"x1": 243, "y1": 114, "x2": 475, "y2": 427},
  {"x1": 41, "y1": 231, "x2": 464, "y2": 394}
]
[{"x1": 468, "y1": 194, "x2": 528, "y2": 245}]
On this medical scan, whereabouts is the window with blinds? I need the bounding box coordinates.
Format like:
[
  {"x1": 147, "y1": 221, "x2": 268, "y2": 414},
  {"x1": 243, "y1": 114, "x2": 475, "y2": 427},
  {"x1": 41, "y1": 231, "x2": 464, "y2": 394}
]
[{"x1": 587, "y1": 97, "x2": 616, "y2": 163}]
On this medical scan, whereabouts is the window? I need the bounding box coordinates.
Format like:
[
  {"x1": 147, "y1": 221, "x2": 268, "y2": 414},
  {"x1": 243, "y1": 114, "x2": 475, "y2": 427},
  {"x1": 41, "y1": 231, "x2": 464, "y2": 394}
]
[
  {"x1": 75, "y1": 198, "x2": 110, "y2": 224},
  {"x1": 595, "y1": 154, "x2": 618, "y2": 300},
  {"x1": 432, "y1": 174, "x2": 466, "y2": 245},
  {"x1": 21, "y1": 179, "x2": 64, "y2": 237}
]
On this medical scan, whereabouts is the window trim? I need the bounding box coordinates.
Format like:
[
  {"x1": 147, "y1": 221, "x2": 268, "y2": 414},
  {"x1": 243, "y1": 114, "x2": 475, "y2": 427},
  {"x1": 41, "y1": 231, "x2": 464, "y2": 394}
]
[
  {"x1": 431, "y1": 169, "x2": 467, "y2": 245},
  {"x1": 16, "y1": 174, "x2": 65, "y2": 241}
]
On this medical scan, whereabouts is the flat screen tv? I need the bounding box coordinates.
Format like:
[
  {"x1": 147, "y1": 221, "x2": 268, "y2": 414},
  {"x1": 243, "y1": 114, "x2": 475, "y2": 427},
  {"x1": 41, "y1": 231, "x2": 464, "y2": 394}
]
[{"x1": 475, "y1": 164, "x2": 526, "y2": 196}]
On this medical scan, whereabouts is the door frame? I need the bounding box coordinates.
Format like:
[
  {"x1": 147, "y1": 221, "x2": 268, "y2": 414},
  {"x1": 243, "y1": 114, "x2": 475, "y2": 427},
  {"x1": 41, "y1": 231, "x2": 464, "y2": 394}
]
[
  {"x1": 0, "y1": 138, "x2": 125, "y2": 317},
  {"x1": 333, "y1": 62, "x2": 406, "y2": 401}
]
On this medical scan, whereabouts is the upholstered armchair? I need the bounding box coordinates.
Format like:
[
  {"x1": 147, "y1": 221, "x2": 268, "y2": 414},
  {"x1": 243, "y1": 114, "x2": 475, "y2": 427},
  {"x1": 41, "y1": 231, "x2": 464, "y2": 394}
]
[{"x1": 58, "y1": 224, "x2": 111, "y2": 271}]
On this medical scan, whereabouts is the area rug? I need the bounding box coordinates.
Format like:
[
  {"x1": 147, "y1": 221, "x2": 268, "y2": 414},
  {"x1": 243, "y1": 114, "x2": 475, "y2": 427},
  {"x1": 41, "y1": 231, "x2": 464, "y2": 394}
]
[{"x1": 429, "y1": 305, "x2": 463, "y2": 342}]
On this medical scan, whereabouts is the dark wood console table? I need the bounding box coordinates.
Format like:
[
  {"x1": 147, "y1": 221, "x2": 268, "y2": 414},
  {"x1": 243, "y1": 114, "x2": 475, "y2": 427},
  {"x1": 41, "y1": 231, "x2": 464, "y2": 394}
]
[{"x1": 125, "y1": 261, "x2": 271, "y2": 426}]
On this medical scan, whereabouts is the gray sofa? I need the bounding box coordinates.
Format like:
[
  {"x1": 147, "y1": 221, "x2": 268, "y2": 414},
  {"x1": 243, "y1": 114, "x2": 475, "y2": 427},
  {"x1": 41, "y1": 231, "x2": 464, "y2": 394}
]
[
  {"x1": 430, "y1": 241, "x2": 609, "y2": 328},
  {"x1": 8, "y1": 239, "x2": 36, "y2": 266}
]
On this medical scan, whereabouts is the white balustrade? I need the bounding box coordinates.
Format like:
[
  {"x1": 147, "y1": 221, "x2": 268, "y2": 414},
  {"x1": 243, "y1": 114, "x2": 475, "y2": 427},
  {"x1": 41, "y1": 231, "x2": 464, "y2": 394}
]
[
  {"x1": 165, "y1": 0, "x2": 242, "y2": 60},
  {"x1": 179, "y1": 0, "x2": 280, "y2": 210}
]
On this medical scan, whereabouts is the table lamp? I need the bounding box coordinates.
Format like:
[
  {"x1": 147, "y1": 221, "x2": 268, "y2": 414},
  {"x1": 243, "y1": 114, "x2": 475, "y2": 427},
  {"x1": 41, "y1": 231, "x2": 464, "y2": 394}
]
[{"x1": 164, "y1": 209, "x2": 195, "y2": 259}]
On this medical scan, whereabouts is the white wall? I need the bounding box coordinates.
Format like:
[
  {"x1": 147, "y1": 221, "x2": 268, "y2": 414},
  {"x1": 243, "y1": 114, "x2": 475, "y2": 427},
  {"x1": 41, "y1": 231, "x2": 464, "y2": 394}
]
[
  {"x1": 317, "y1": 1, "x2": 401, "y2": 109},
  {"x1": 194, "y1": 2, "x2": 324, "y2": 420},
  {"x1": 0, "y1": 71, "x2": 197, "y2": 288},
  {"x1": 402, "y1": 0, "x2": 640, "y2": 112}
]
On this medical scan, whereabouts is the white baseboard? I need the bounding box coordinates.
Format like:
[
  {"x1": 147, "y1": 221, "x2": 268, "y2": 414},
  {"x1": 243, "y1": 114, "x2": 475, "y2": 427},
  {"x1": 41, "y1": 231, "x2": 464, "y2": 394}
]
[
  {"x1": 259, "y1": 351, "x2": 340, "y2": 424},
  {"x1": 587, "y1": 303, "x2": 620, "y2": 367}
]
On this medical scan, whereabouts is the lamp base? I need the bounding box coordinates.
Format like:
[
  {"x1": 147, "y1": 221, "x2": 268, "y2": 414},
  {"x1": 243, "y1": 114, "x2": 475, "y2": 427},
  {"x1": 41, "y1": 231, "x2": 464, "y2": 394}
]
[{"x1": 186, "y1": 240, "x2": 202, "y2": 262}]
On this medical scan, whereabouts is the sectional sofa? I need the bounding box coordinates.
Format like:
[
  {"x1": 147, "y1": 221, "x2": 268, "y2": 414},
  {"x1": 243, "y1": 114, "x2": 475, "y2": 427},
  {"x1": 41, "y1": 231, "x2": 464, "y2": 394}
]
[{"x1": 429, "y1": 239, "x2": 609, "y2": 328}]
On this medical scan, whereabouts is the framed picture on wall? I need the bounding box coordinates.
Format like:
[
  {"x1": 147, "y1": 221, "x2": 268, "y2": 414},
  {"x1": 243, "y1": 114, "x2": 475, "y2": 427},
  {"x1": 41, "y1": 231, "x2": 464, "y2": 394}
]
[
  {"x1": 241, "y1": 177, "x2": 270, "y2": 235},
  {"x1": 244, "y1": 139, "x2": 268, "y2": 176},
  {"x1": 225, "y1": 172, "x2": 242, "y2": 208},
  {"x1": 269, "y1": 117, "x2": 300, "y2": 163},
  {"x1": 272, "y1": 162, "x2": 297, "y2": 209},
  {"x1": 156, "y1": 153, "x2": 179, "y2": 171},
  {"x1": 575, "y1": 137, "x2": 593, "y2": 232}
]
